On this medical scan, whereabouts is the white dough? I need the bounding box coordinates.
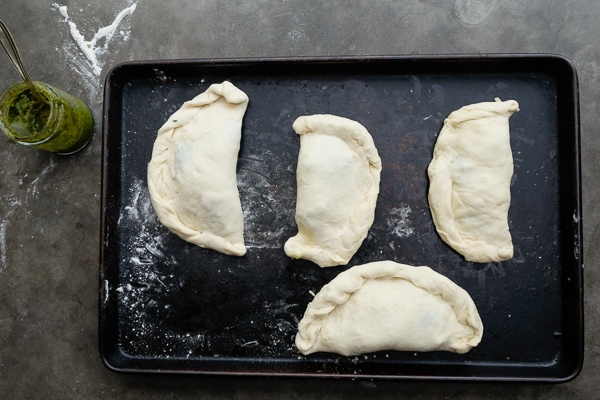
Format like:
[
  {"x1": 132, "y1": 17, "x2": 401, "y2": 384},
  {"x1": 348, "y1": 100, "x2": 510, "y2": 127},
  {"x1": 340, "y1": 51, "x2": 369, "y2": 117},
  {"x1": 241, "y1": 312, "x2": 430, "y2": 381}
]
[
  {"x1": 428, "y1": 99, "x2": 519, "y2": 263},
  {"x1": 295, "y1": 261, "x2": 483, "y2": 356},
  {"x1": 147, "y1": 82, "x2": 248, "y2": 256},
  {"x1": 284, "y1": 115, "x2": 382, "y2": 268}
]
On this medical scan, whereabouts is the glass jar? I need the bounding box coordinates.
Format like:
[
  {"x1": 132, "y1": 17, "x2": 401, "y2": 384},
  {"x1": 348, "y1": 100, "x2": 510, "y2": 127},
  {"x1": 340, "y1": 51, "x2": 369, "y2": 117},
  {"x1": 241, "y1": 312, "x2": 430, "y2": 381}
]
[{"x1": 0, "y1": 81, "x2": 93, "y2": 154}]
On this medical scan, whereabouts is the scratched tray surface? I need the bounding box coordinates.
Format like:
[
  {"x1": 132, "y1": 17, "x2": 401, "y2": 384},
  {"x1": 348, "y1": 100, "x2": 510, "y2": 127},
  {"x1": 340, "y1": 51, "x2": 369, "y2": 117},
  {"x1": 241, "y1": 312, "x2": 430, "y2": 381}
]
[{"x1": 100, "y1": 56, "x2": 582, "y2": 380}]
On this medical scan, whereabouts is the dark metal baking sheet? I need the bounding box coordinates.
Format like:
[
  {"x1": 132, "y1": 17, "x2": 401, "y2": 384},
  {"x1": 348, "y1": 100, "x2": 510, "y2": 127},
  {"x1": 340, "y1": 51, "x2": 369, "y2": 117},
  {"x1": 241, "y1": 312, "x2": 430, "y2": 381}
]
[{"x1": 100, "y1": 55, "x2": 582, "y2": 381}]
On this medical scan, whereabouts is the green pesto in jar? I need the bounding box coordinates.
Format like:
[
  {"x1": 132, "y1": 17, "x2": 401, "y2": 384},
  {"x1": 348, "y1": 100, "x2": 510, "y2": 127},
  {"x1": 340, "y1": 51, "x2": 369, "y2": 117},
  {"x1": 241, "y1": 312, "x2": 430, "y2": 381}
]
[
  {"x1": 6, "y1": 88, "x2": 50, "y2": 133},
  {"x1": 0, "y1": 81, "x2": 93, "y2": 154}
]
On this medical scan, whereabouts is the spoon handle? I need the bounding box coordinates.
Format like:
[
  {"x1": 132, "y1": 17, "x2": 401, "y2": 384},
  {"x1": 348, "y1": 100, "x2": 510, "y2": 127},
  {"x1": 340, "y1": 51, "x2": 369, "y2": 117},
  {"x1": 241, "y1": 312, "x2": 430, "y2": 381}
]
[{"x1": 0, "y1": 19, "x2": 48, "y2": 104}]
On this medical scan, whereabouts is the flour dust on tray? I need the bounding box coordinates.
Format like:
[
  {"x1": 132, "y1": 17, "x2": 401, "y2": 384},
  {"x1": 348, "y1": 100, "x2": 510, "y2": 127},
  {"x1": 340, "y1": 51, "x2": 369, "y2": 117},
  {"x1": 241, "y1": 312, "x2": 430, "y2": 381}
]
[
  {"x1": 113, "y1": 177, "x2": 301, "y2": 359},
  {"x1": 113, "y1": 177, "x2": 198, "y2": 357},
  {"x1": 237, "y1": 147, "x2": 297, "y2": 250}
]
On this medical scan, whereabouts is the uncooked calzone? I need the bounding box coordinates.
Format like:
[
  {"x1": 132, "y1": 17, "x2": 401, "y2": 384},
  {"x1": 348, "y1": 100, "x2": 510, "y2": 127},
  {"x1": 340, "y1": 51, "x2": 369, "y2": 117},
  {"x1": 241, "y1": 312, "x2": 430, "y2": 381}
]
[
  {"x1": 284, "y1": 115, "x2": 382, "y2": 267},
  {"x1": 295, "y1": 261, "x2": 483, "y2": 356},
  {"x1": 147, "y1": 81, "x2": 248, "y2": 256},
  {"x1": 428, "y1": 99, "x2": 519, "y2": 263}
]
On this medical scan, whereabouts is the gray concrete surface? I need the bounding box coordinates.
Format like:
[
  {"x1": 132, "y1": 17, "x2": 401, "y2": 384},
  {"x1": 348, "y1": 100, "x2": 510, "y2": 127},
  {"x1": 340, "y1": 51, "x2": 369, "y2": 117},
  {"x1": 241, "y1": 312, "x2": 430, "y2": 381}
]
[{"x1": 0, "y1": 0, "x2": 598, "y2": 398}]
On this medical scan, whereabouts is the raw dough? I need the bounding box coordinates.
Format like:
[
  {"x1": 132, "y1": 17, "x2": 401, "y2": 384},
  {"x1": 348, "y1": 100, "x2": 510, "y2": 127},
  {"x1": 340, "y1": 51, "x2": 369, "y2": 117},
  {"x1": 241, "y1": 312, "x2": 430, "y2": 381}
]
[
  {"x1": 284, "y1": 114, "x2": 382, "y2": 267},
  {"x1": 147, "y1": 81, "x2": 248, "y2": 256},
  {"x1": 295, "y1": 261, "x2": 483, "y2": 356},
  {"x1": 428, "y1": 99, "x2": 519, "y2": 263}
]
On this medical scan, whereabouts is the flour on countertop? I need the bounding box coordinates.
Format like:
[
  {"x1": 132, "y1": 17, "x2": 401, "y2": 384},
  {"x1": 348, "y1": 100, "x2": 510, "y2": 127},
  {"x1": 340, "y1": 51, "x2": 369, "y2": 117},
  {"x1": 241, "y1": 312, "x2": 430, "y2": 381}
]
[
  {"x1": 52, "y1": 2, "x2": 137, "y2": 96},
  {"x1": 0, "y1": 163, "x2": 60, "y2": 276},
  {"x1": 27, "y1": 158, "x2": 57, "y2": 199},
  {"x1": 0, "y1": 219, "x2": 8, "y2": 275}
]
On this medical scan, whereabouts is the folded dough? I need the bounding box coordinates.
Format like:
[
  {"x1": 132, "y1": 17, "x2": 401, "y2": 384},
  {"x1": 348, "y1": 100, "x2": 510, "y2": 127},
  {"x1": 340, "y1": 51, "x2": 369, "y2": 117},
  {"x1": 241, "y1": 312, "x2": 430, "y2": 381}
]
[
  {"x1": 428, "y1": 99, "x2": 519, "y2": 263},
  {"x1": 296, "y1": 261, "x2": 483, "y2": 356},
  {"x1": 147, "y1": 81, "x2": 248, "y2": 256},
  {"x1": 284, "y1": 115, "x2": 382, "y2": 267}
]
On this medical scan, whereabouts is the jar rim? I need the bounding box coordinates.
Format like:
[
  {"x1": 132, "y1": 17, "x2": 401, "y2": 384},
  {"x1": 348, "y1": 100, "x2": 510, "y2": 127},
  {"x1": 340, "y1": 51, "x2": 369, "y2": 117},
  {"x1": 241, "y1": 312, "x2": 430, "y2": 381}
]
[{"x1": 0, "y1": 81, "x2": 65, "y2": 144}]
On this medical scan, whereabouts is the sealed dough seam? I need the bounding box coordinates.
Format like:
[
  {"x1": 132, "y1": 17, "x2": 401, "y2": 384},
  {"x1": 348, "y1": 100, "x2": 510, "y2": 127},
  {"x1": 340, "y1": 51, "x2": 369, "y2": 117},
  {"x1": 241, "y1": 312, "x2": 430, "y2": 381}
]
[{"x1": 296, "y1": 261, "x2": 483, "y2": 354}]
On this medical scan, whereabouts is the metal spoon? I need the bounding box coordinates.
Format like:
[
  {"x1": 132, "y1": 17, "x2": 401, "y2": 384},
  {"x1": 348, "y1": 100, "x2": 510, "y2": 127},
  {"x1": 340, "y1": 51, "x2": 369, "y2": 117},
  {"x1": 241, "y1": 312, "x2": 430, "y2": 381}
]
[{"x1": 0, "y1": 19, "x2": 48, "y2": 104}]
